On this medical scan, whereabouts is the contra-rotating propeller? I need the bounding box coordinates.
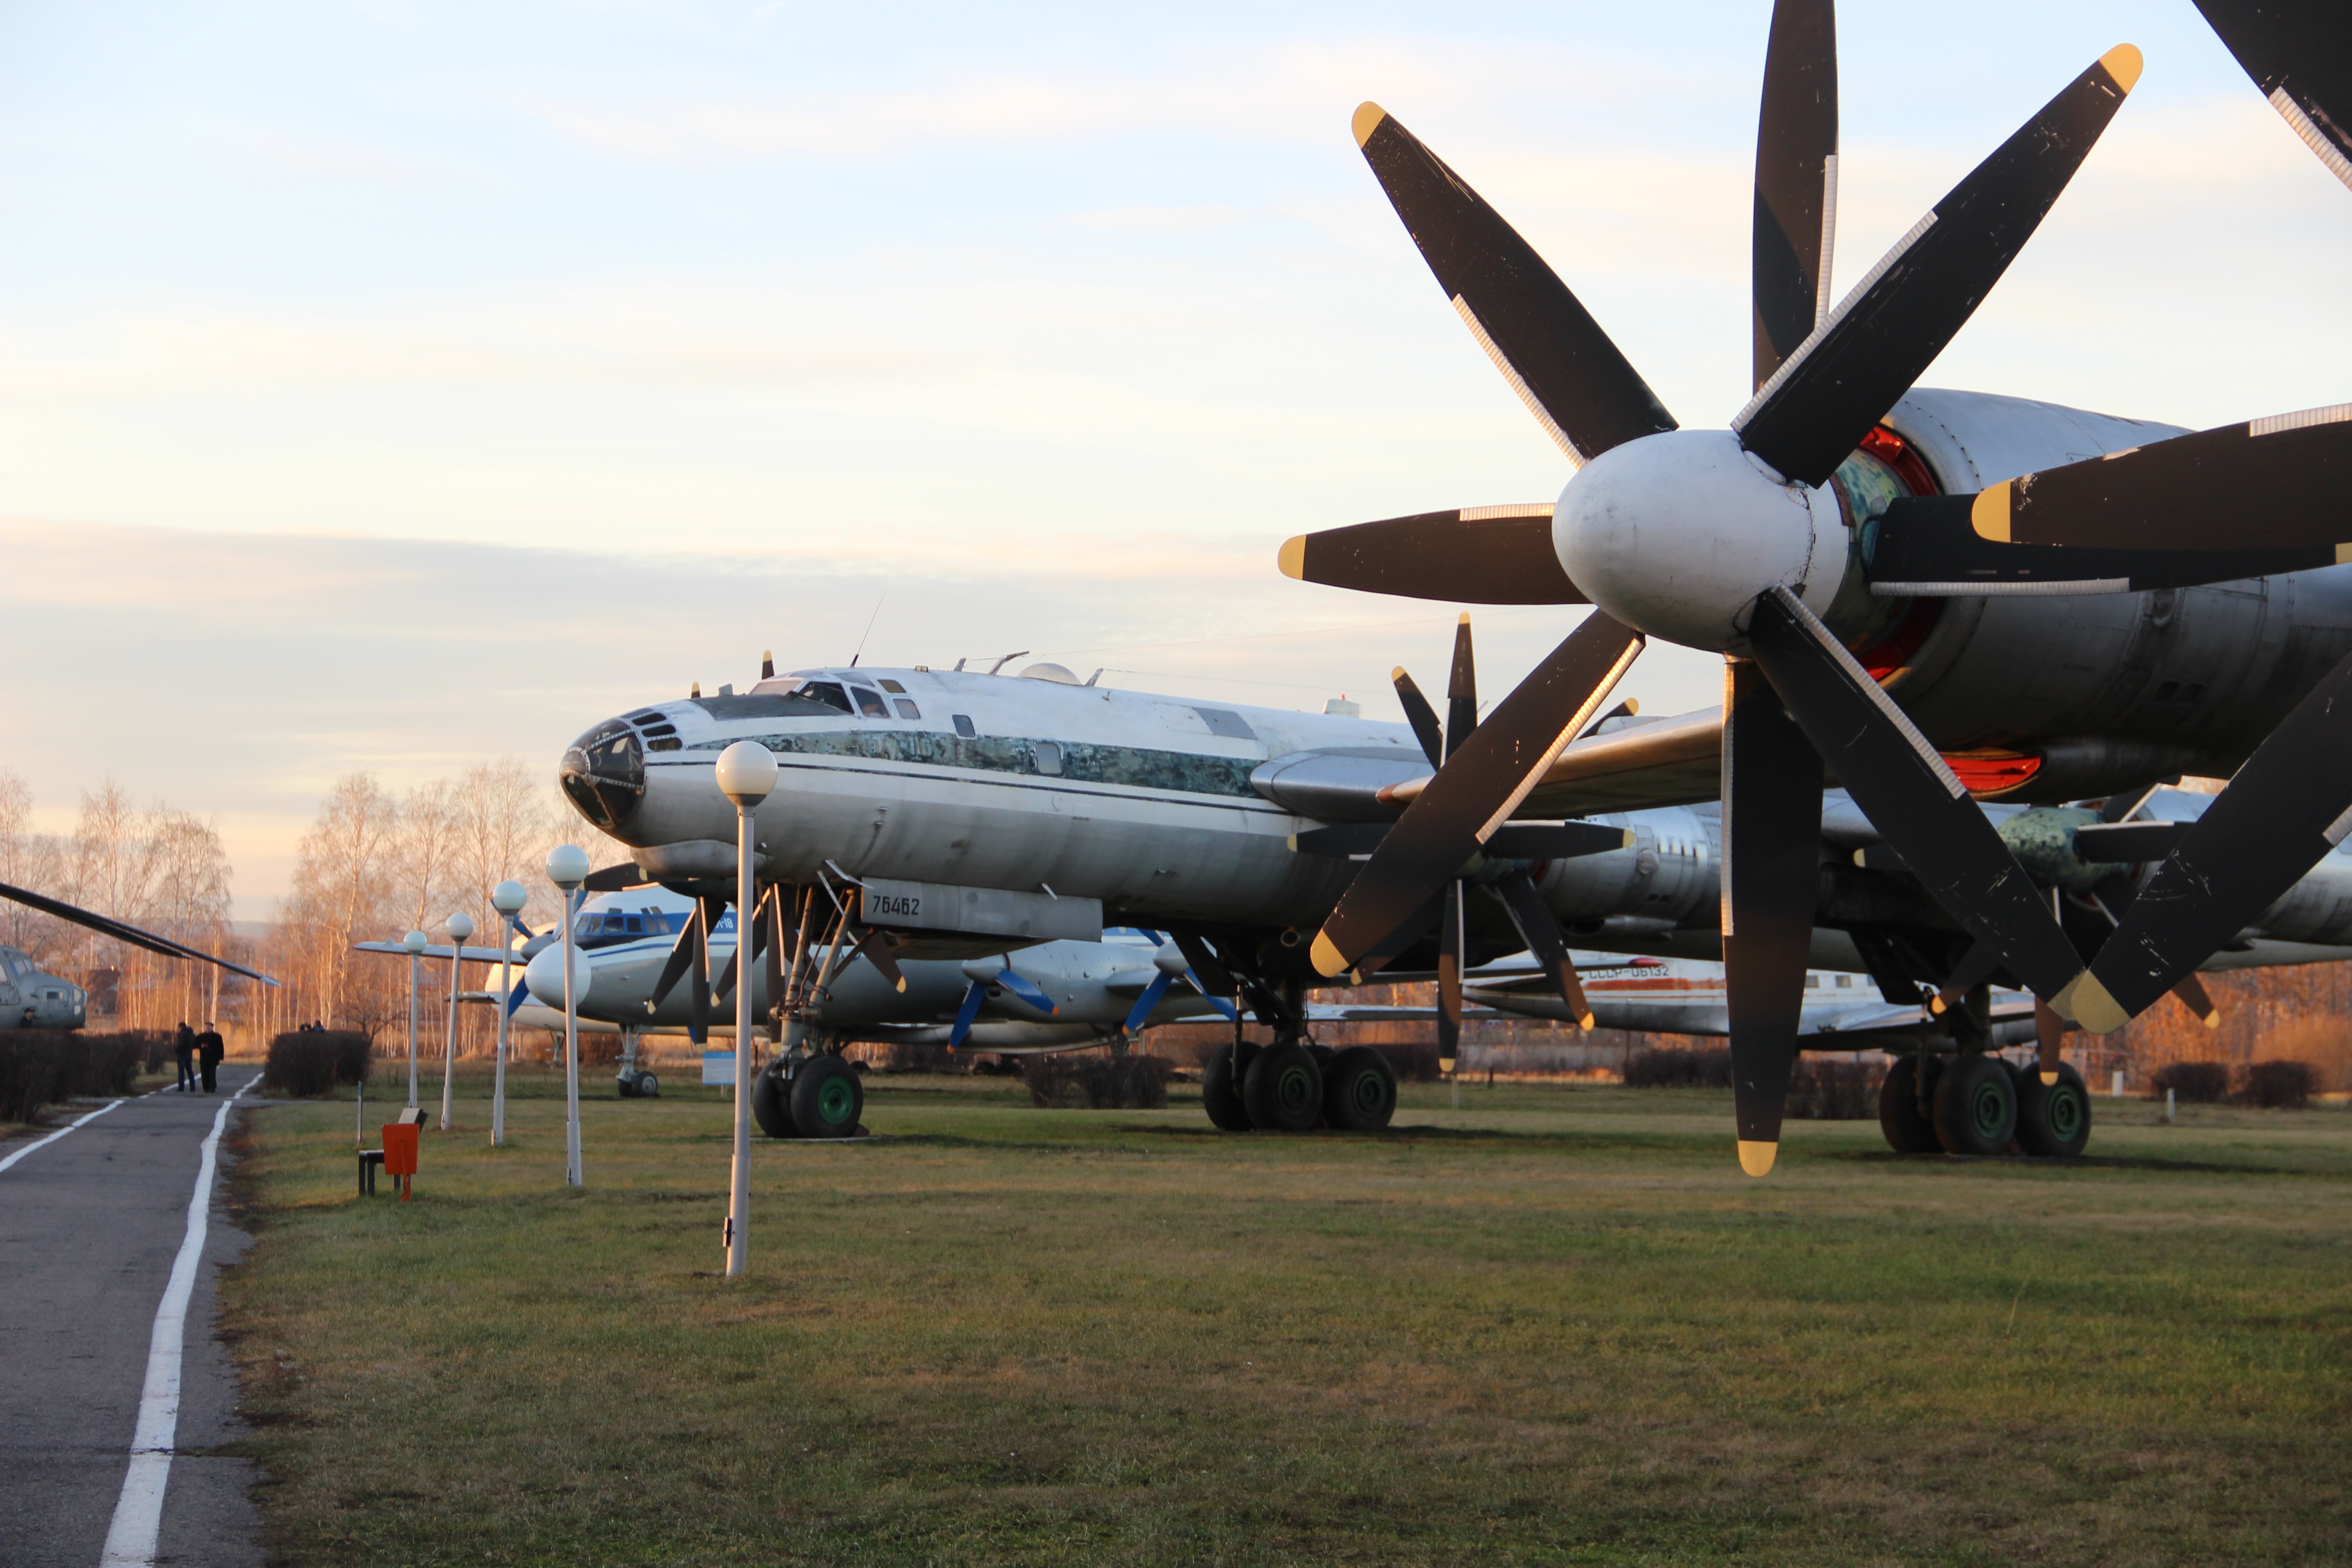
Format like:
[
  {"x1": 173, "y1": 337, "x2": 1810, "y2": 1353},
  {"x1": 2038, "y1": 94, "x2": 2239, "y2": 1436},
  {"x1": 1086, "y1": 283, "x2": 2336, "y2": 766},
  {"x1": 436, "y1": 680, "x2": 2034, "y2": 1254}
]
[
  {"x1": 1293, "y1": 0, "x2": 2141, "y2": 1174},
  {"x1": 1383, "y1": 615, "x2": 1611, "y2": 1071}
]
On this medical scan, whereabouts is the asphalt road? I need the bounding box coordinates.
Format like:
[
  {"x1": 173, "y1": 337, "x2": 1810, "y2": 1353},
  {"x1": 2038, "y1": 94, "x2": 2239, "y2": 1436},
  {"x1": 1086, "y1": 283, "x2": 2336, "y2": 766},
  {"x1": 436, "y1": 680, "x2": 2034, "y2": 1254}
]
[{"x1": 0, "y1": 1076, "x2": 265, "y2": 1568}]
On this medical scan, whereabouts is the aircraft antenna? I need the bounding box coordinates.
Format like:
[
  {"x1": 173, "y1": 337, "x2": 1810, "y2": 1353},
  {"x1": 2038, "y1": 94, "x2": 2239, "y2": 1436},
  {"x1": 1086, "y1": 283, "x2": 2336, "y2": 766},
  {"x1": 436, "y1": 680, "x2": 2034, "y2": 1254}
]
[{"x1": 848, "y1": 592, "x2": 887, "y2": 668}]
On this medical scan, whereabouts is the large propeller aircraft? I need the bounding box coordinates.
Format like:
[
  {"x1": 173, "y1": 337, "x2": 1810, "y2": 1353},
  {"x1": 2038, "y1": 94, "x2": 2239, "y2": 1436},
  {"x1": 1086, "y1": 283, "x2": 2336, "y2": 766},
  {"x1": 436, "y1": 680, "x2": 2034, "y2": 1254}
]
[{"x1": 1280, "y1": 0, "x2": 2352, "y2": 1173}]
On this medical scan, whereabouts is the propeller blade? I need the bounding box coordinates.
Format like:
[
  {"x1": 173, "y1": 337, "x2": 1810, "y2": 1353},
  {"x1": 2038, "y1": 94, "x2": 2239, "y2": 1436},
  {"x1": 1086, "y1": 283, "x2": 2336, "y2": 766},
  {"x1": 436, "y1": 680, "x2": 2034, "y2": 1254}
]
[
  {"x1": 1393, "y1": 667, "x2": 1446, "y2": 768},
  {"x1": 2193, "y1": 0, "x2": 2352, "y2": 193},
  {"x1": 1171, "y1": 932, "x2": 1236, "y2": 999},
  {"x1": 947, "y1": 979, "x2": 986, "y2": 1050},
  {"x1": 1744, "y1": 588, "x2": 2082, "y2": 1002},
  {"x1": 2062, "y1": 647, "x2": 2352, "y2": 1032},
  {"x1": 506, "y1": 979, "x2": 531, "y2": 1019},
  {"x1": 2172, "y1": 971, "x2": 2221, "y2": 1029},
  {"x1": 995, "y1": 968, "x2": 1059, "y2": 1016},
  {"x1": 1752, "y1": 0, "x2": 1839, "y2": 389},
  {"x1": 1735, "y1": 45, "x2": 2141, "y2": 486},
  {"x1": 1490, "y1": 867, "x2": 1594, "y2": 1030},
  {"x1": 1122, "y1": 970, "x2": 1176, "y2": 1036},
  {"x1": 1720, "y1": 657, "x2": 1823, "y2": 1176},
  {"x1": 689, "y1": 930, "x2": 712, "y2": 1046},
  {"x1": 1312, "y1": 613, "x2": 1644, "y2": 977},
  {"x1": 1867, "y1": 492, "x2": 2327, "y2": 597},
  {"x1": 1445, "y1": 613, "x2": 1478, "y2": 759},
  {"x1": 1968, "y1": 405, "x2": 2352, "y2": 554},
  {"x1": 0, "y1": 878, "x2": 277, "y2": 985},
  {"x1": 582, "y1": 862, "x2": 646, "y2": 893},
  {"x1": 2073, "y1": 820, "x2": 2190, "y2": 863},
  {"x1": 1436, "y1": 882, "x2": 1463, "y2": 1073},
  {"x1": 649, "y1": 902, "x2": 704, "y2": 1009},
  {"x1": 2034, "y1": 998, "x2": 2066, "y2": 1085},
  {"x1": 1279, "y1": 506, "x2": 1585, "y2": 604},
  {"x1": 855, "y1": 926, "x2": 908, "y2": 993},
  {"x1": 1352, "y1": 104, "x2": 1677, "y2": 463}
]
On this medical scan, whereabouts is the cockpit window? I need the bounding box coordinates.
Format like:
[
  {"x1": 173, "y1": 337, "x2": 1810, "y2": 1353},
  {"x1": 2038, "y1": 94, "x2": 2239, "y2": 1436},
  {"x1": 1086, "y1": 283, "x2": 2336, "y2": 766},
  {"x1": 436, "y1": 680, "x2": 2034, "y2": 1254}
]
[
  {"x1": 877, "y1": 679, "x2": 907, "y2": 694},
  {"x1": 849, "y1": 686, "x2": 889, "y2": 718},
  {"x1": 893, "y1": 699, "x2": 921, "y2": 720},
  {"x1": 797, "y1": 682, "x2": 852, "y2": 714}
]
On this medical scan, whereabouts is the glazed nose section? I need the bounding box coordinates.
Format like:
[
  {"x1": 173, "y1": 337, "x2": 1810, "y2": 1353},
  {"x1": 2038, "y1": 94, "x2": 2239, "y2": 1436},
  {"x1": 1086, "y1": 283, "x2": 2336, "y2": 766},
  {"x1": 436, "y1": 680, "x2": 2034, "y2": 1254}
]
[{"x1": 560, "y1": 719, "x2": 645, "y2": 833}]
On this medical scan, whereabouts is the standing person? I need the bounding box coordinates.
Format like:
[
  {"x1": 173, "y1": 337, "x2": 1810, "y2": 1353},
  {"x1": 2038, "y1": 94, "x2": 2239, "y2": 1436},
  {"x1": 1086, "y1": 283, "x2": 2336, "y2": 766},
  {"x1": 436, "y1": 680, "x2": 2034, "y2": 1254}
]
[
  {"x1": 173, "y1": 1023, "x2": 197, "y2": 1093},
  {"x1": 196, "y1": 1022, "x2": 225, "y2": 1093}
]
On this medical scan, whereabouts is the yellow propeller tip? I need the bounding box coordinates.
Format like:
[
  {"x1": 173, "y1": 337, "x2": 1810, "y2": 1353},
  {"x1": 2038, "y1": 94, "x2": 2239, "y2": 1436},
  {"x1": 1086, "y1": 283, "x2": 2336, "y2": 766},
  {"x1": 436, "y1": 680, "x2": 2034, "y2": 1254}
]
[
  {"x1": 2039, "y1": 1072, "x2": 2060, "y2": 1086},
  {"x1": 1576, "y1": 1013, "x2": 1595, "y2": 1031},
  {"x1": 1970, "y1": 481, "x2": 2014, "y2": 544},
  {"x1": 1277, "y1": 535, "x2": 1307, "y2": 580},
  {"x1": 1457, "y1": 610, "x2": 1471, "y2": 625},
  {"x1": 1351, "y1": 101, "x2": 1387, "y2": 147},
  {"x1": 1438, "y1": 1057, "x2": 1457, "y2": 1075},
  {"x1": 2053, "y1": 971, "x2": 2129, "y2": 1034},
  {"x1": 2101, "y1": 43, "x2": 2143, "y2": 93},
  {"x1": 1390, "y1": 666, "x2": 1408, "y2": 681},
  {"x1": 1737, "y1": 1140, "x2": 1778, "y2": 1177},
  {"x1": 1309, "y1": 931, "x2": 1348, "y2": 977}
]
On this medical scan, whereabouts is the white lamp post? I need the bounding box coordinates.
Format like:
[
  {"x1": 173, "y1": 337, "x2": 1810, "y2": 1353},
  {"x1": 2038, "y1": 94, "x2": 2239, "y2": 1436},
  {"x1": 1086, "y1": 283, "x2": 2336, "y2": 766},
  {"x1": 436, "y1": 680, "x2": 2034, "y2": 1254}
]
[
  {"x1": 714, "y1": 740, "x2": 778, "y2": 1279},
  {"x1": 490, "y1": 880, "x2": 528, "y2": 1147},
  {"x1": 401, "y1": 930, "x2": 428, "y2": 1108},
  {"x1": 440, "y1": 911, "x2": 475, "y2": 1131},
  {"x1": 546, "y1": 843, "x2": 592, "y2": 1187}
]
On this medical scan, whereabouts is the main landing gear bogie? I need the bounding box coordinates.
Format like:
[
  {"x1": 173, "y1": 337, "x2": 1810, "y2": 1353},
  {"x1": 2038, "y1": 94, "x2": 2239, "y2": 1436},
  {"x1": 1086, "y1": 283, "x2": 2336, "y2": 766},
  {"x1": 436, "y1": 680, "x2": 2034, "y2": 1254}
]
[
  {"x1": 1203, "y1": 1039, "x2": 1397, "y2": 1134},
  {"x1": 752, "y1": 1054, "x2": 866, "y2": 1140},
  {"x1": 1877, "y1": 1051, "x2": 2092, "y2": 1158}
]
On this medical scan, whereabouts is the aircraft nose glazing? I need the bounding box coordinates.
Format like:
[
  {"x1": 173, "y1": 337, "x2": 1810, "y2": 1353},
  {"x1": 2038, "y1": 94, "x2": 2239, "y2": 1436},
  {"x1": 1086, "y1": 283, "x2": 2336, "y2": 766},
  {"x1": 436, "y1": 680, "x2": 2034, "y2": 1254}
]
[{"x1": 560, "y1": 719, "x2": 646, "y2": 832}]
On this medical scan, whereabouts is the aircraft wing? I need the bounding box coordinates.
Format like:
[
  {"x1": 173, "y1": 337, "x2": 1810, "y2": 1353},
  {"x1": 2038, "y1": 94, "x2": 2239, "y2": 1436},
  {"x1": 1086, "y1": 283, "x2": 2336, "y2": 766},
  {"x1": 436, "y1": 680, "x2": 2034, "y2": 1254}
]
[
  {"x1": 1375, "y1": 707, "x2": 1728, "y2": 820},
  {"x1": 353, "y1": 940, "x2": 523, "y2": 963}
]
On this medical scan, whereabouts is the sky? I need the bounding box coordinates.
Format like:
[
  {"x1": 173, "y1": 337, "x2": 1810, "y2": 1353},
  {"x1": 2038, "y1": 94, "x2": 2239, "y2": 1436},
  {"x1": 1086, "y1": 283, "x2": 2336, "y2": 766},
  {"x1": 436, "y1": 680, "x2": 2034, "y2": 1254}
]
[{"x1": 5, "y1": 0, "x2": 2351, "y2": 916}]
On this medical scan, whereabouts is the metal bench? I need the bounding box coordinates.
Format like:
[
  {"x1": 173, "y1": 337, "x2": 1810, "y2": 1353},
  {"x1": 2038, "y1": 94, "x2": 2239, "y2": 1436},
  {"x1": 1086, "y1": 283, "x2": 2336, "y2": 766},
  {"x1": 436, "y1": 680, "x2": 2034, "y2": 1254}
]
[{"x1": 358, "y1": 1148, "x2": 385, "y2": 1195}]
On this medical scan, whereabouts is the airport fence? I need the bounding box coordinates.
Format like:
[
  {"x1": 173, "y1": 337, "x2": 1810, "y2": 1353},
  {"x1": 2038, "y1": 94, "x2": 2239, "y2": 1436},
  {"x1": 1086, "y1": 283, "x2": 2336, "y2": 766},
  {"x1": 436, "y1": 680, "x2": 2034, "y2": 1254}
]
[{"x1": 0, "y1": 1031, "x2": 153, "y2": 1122}]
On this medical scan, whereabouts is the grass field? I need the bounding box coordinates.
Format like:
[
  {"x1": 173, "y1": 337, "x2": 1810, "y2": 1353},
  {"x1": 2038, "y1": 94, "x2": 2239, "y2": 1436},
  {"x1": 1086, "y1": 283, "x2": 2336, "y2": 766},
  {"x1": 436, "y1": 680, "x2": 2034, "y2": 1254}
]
[{"x1": 220, "y1": 1062, "x2": 2352, "y2": 1566}]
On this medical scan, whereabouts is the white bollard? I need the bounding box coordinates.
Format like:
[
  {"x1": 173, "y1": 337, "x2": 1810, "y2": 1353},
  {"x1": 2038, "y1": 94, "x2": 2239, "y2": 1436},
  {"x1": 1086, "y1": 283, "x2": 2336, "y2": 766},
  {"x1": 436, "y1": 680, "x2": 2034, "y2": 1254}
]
[
  {"x1": 2112, "y1": 1070, "x2": 2125, "y2": 1099},
  {"x1": 2166, "y1": 1087, "x2": 2176, "y2": 1122}
]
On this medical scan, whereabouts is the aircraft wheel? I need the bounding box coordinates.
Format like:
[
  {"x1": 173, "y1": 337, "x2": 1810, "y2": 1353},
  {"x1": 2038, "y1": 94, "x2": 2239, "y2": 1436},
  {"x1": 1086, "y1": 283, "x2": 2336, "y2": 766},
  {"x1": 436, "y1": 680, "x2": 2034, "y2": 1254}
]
[
  {"x1": 753, "y1": 1060, "x2": 798, "y2": 1138},
  {"x1": 1323, "y1": 1045, "x2": 1396, "y2": 1132},
  {"x1": 2014, "y1": 1061, "x2": 2092, "y2": 1158},
  {"x1": 1933, "y1": 1053, "x2": 2017, "y2": 1156},
  {"x1": 791, "y1": 1055, "x2": 864, "y2": 1139},
  {"x1": 1243, "y1": 1042, "x2": 1323, "y2": 1133},
  {"x1": 638, "y1": 1073, "x2": 658, "y2": 1098},
  {"x1": 1202, "y1": 1043, "x2": 1257, "y2": 1131},
  {"x1": 615, "y1": 1076, "x2": 636, "y2": 1099},
  {"x1": 1877, "y1": 1055, "x2": 1943, "y2": 1154}
]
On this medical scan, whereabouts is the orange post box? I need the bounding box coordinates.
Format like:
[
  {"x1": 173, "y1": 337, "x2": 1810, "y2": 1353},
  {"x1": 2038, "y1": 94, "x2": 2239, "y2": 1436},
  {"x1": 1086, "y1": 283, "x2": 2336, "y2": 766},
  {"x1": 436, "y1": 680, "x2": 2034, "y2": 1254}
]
[{"x1": 382, "y1": 1122, "x2": 420, "y2": 1200}]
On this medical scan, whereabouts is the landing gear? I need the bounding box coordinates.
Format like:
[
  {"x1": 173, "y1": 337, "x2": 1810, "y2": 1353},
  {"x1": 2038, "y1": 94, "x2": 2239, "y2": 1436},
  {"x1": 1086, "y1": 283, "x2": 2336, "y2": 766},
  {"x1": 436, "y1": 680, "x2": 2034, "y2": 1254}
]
[
  {"x1": 1202, "y1": 1042, "x2": 1257, "y2": 1132},
  {"x1": 1932, "y1": 1053, "x2": 2019, "y2": 1156},
  {"x1": 614, "y1": 1027, "x2": 659, "y2": 1098},
  {"x1": 1878, "y1": 1054, "x2": 1942, "y2": 1153},
  {"x1": 1323, "y1": 1045, "x2": 1397, "y2": 1132},
  {"x1": 2014, "y1": 1060, "x2": 2092, "y2": 1158},
  {"x1": 1243, "y1": 1042, "x2": 1323, "y2": 1132},
  {"x1": 752, "y1": 1050, "x2": 865, "y2": 1138},
  {"x1": 791, "y1": 1055, "x2": 863, "y2": 1139}
]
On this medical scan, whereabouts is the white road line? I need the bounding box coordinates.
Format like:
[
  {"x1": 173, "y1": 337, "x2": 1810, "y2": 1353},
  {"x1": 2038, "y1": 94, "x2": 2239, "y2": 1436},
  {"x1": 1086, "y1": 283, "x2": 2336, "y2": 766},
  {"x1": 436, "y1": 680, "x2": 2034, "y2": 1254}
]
[
  {"x1": 0, "y1": 1096, "x2": 125, "y2": 1175},
  {"x1": 98, "y1": 1073, "x2": 257, "y2": 1568}
]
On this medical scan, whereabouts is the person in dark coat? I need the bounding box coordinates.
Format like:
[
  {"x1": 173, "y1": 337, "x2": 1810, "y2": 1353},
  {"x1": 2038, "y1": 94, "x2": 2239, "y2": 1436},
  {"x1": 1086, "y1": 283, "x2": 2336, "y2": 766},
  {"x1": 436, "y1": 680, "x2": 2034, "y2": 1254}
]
[
  {"x1": 173, "y1": 1023, "x2": 197, "y2": 1093},
  {"x1": 195, "y1": 1024, "x2": 225, "y2": 1093}
]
